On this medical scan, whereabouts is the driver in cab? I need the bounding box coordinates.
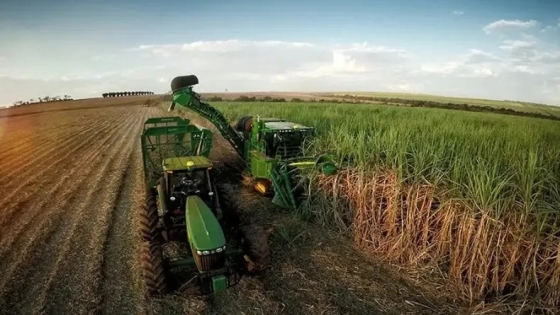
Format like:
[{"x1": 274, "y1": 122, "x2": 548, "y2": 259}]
[{"x1": 168, "y1": 171, "x2": 203, "y2": 214}]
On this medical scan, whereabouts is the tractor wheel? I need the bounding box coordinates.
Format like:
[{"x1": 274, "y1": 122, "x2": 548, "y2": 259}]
[
  {"x1": 171, "y1": 75, "x2": 199, "y2": 92},
  {"x1": 139, "y1": 187, "x2": 159, "y2": 241},
  {"x1": 239, "y1": 224, "x2": 270, "y2": 273},
  {"x1": 141, "y1": 240, "x2": 168, "y2": 296},
  {"x1": 216, "y1": 183, "x2": 241, "y2": 230},
  {"x1": 235, "y1": 116, "x2": 253, "y2": 132}
]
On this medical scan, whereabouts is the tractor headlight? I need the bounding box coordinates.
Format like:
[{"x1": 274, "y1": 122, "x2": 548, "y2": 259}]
[{"x1": 197, "y1": 246, "x2": 226, "y2": 255}]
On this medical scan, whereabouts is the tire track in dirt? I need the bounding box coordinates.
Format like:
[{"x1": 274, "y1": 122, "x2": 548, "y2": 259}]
[
  {"x1": 97, "y1": 112, "x2": 145, "y2": 315},
  {"x1": 0, "y1": 110, "x2": 139, "y2": 313},
  {"x1": 88, "y1": 110, "x2": 146, "y2": 313},
  {"x1": 0, "y1": 111, "x2": 119, "y2": 191},
  {"x1": 0, "y1": 111, "x2": 126, "y2": 231},
  {"x1": 30, "y1": 111, "x2": 145, "y2": 315}
]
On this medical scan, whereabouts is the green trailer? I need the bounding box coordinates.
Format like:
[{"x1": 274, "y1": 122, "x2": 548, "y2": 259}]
[
  {"x1": 141, "y1": 116, "x2": 213, "y2": 188},
  {"x1": 139, "y1": 116, "x2": 270, "y2": 296}
]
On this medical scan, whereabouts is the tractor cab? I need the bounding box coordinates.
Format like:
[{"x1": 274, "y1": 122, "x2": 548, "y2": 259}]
[
  {"x1": 260, "y1": 120, "x2": 315, "y2": 159},
  {"x1": 236, "y1": 116, "x2": 315, "y2": 160},
  {"x1": 161, "y1": 156, "x2": 216, "y2": 219}
]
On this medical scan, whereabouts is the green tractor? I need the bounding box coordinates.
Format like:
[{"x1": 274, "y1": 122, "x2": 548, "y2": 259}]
[
  {"x1": 168, "y1": 75, "x2": 338, "y2": 212},
  {"x1": 140, "y1": 116, "x2": 270, "y2": 296}
]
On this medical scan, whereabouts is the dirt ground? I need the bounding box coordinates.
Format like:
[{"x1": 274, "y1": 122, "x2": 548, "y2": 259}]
[{"x1": 0, "y1": 97, "x2": 462, "y2": 315}]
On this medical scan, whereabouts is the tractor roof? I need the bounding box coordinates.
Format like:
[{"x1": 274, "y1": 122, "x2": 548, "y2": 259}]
[
  {"x1": 263, "y1": 121, "x2": 313, "y2": 131},
  {"x1": 163, "y1": 156, "x2": 212, "y2": 171}
]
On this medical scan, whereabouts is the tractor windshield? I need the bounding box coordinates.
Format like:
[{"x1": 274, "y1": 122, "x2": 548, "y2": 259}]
[
  {"x1": 264, "y1": 132, "x2": 307, "y2": 159},
  {"x1": 166, "y1": 168, "x2": 210, "y2": 212},
  {"x1": 170, "y1": 168, "x2": 210, "y2": 196}
]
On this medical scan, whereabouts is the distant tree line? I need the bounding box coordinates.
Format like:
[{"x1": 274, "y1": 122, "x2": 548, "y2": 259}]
[
  {"x1": 335, "y1": 94, "x2": 560, "y2": 122},
  {"x1": 102, "y1": 91, "x2": 154, "y2": 98},
  {"x1": 11, "y1": 95, "x2": 74, "y2": 107}
]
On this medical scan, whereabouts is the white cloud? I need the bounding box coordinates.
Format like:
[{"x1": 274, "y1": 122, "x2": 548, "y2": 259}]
[
  {"x1": 541, "y1": 26, "x2": 556, "y2": 33},
  {"x1": 463, "y1": 49, "x2": 502, "y2": 64},
  {"x1": 541, "y1": 18, "x2": 560, "y2": 32},
  {"x1": 453, "y1": 11, "x2": 464, "y2": 15},
  {"x1": 1, "y1": 36, "x2": 560, "y2": 106},
  {"x1": 421, "y1": 49, "x2": 503, "y2": 78},
  {"x1": 500, "y1": 38, "x2": 537, "y2": 61},
  {"x1": 512, "y1": 65, "x2": 538, "y2": 74},
  {"x1": 500, "y1": 39, "x2": 535, "y2": 51},
  {"x1": 483, "y1": 19, "x2": 538, "y2": 34},
  {"x1": 534, "y1": 51, "x2": 560, "y2": 64}
]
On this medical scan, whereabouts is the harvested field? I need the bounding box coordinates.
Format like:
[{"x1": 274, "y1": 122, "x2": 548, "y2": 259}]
[
  {"x1": 0, "y1": 98, "x2": 460, "y2": 315},
  {"x1": 0, "y1": 95, "x2": 159, "y2": 118}
]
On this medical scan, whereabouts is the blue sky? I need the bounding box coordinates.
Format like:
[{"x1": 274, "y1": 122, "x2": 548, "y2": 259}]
[{"x1": 1, "y1": 0, "x2": 559, "y2": 105}]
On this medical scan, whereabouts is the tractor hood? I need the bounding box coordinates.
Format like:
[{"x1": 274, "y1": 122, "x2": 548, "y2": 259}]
[{"x1": 185, "y1": 196, "x2": 226, "y2": 251}]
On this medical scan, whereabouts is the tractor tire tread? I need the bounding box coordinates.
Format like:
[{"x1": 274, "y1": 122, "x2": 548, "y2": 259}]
[
  {"x1": 216, "y1": 183, "x2": 242, "y2": 228},
  {"x1": 139, "y1": 187, "x2": 159, "y2": 241},
  {"x1": 141, "y1": 240, "x2": 168, "y2": 296}
]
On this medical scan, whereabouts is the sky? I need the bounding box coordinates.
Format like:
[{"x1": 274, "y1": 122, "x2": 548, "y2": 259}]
[{"x1": 0, "y1": 0, "x2": 559, "y2": 106}]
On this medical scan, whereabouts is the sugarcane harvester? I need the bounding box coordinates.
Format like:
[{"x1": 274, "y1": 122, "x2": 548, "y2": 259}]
[
  {"x1": 168, "y1": 75, "x2": 338, "y2": 212},
  {"x1": 140, "y1": 114, "x2": 270, "y2": 296}
]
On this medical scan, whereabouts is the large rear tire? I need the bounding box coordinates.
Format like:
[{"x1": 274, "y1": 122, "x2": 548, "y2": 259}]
[
  {"x1": 235, "y1": 116, "x2": 253, "y2": 132},
  {"x1": 139, "y1": 187, "x2": 159, "y2": 241},
  {"x1": 141, "y1": 240, "x2": 168, "y2": 296},
  {"x1": 239, "y1": 225, "x2": 270, "y2": 272},
  {"x1": 216, "y1": 183, "x2": 242, "y2": 231}
]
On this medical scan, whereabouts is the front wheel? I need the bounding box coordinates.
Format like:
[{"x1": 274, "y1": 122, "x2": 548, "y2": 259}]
[{"x1": 239, "y1": 224, "x2": 270, "y2": 273}]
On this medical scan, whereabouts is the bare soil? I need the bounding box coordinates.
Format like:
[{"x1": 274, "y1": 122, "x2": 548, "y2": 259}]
[
  {"x1": 0, "y1": 97, "x2": 461, "y2": 315},
  {"x1": 0, "y1": 95, "x2": 159, "y2": 118}
]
